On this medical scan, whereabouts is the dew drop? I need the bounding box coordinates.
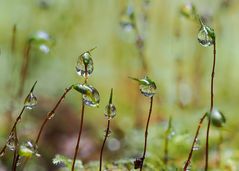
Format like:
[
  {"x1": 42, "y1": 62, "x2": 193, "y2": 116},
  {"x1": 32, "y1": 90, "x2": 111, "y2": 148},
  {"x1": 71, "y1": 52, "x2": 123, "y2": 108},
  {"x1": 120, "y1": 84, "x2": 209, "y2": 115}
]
[
  {"x1": 6, "y1": 132, "x2": 16, "y2": 151},
  {"x1": 104, "y1": 129, "x2": 112, "y2": 137},
  {"x1": 18, "y1": 141, "x2": 40, "y2": 158},
  {"x1": 73, "y1": 84, "x2": 100, "y2": 107},
  {"x1": 47, "y1": 112, "x2": 55, "y2": 120},
  {"x1": 104, "y1": 104, "x2": 116, "y2": 120},
  {"x1": 139, "y1": 76, "x2": 157, "y2": 97},
  {"x1": 24, "y1": 92, "x2": 37, "y2": 110},
  {"x1": 76, "y1": 52, "x2": 94, "y2": 78},
  {"x1": 197, "y1": 25, "x2": 215, "y2": 47},
  {"x1": 193, "y1": 138, "x2": 200, "y2": 151},
  {"x1": 180, "y1": 2, "x2": 197, "y2": 20},
  {"x1": 208, "y1": 109, "x2": 226, "y2": 127},
  {"x1": 120, "y1": 5, "x2": 134, "y2": 32},
  {"x1": 183, "y1": 161, "x2": 192, "y2": 171}
]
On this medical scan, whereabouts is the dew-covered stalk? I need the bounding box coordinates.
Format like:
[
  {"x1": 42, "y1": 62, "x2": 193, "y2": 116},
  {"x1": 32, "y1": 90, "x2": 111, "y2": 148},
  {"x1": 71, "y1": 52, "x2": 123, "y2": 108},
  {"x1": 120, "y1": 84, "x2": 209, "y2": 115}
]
[
  {"x1": 0, "y1": 81, "x2": 37, "y2": 157},
  {"x1": 99, "y1": 89, "x2": 116, "y2": 171},
  {"x1": 35, "y1": 85, "x2": 73, "y2": 145},
  {"x1": 183, "y1": 113, "x2": 207, "y2": 171}
]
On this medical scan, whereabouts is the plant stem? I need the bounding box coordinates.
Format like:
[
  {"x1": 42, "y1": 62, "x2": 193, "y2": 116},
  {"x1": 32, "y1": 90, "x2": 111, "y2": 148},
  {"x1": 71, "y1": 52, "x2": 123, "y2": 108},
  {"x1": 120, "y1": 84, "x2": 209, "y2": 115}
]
[
  {"x1": 183, "y1": 113, "x2": 207, "y2": 171},
  {"x1": 140, "y1": 96, "x2": 153, "y2": 171},
  {"x1": 35, "y1": 85, "x2": 73, "y2": 145},
  {"x1": 71, "y1": 100, "x2": 85, "y2": 171},
  {"x1": 11, "y1": 24, "x2": 17, "y2": 54},
  {"x1": 18, "y1": 42, "x2": 32, "y2": 97},
  {"x1": 99, "y1": 120, "x2": 110, "y2": 171},
  {"x1": 0, "y1": 106, "x2": 26, "y2": 156},
  {"x1": 11, "y1": 128, "x2": 18, "y2": 171},
  {"x1": 205, "y1": 39, "x2": 216, "y2": 171}
]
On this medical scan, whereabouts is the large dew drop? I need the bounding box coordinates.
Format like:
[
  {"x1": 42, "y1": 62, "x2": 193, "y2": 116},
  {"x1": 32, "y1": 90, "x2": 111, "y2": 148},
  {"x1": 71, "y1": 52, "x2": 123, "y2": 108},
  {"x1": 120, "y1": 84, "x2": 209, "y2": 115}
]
[
  {"x1": 18, "y1": 141, "x2": 40, "y2": 158},
  {"x1": 104, "y1": 104, "x2": 117, "y2": 120},
  {"x1": 197, "y1": 25, "x2": 215, "y2": 47},
  {"x1": 73, "y1": 84, "x2": 100, "y2": 107},
  {"x1": 76, "y1": 52, "x2": 94, "y2": 78},
  {"x1": 139, "y1": 76, "x2": 157, "y2": 97},
  {"x1": 208, "y1": 109, "x2": 226, "y2": 127},
  {"x1": 24, "y1": 92, "x2": 37, "y2": 110}
]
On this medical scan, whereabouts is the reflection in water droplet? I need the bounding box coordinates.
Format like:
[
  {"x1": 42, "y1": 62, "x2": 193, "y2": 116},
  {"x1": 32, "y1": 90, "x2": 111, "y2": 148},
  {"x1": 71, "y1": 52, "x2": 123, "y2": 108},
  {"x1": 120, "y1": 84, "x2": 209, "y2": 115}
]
[
  {"x1": 76, "y1": 52, "x2": 94, "y2": 77},
  {"x1": 39, "y1": 44, "x2": 50, "y2": 54},
  {"x1": 139, "y1": 76, "x2": 157, "y2": 97},
  {"x1": 73, "y1": 84, "x2": 100, "y2": 107},
  {"x1": 7, "y1": 132, "x2": 16, "y2": 151},
  {"x1": 193, "y1": 138, "x2": 200, "y2": 151},
  {"x1": 197, "y1": 25, "x2": 214, "y2": 47},
  {"x1": 104, "y1": 104, "x2": 116, "y2": 120},
  {"x1": 104, "y1": 129, "x2": 112, "y2": 137},
  {"x1": 18, "y1": 141, "x2": 40, "y2": 158},
  {"x1": 24, "y1": 92, "x2": 37, "y2": 110}
]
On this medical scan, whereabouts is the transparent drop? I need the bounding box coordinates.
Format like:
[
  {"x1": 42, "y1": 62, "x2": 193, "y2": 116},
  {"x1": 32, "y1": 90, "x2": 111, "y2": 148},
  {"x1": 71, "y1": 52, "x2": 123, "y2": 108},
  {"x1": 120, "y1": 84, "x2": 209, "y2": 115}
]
[
  {"x1": 197, "y1": 25, "x2": 214, "y2": 47},
  {"x1": 73, "y1": 84, "x2": 100, "y2": 107},
  {"x1": 16, "y1": 156, "x2": 23, "y2": 166},
  {"x1": 76, "y1": 52, "x2": 94, "y2": 77},
  {"x1": 104, "y1": 104, "x2": 116, "y2": 120},
  {"x1": 139, "y1": 76, "x2": 157, "y2": 97},
  {"x1": 120, "y1": 6, "x2": 134, "y2": 32},
  {"x1": 167, "y1": 130, "x2": 176, "y2": 140},
  {"x1": 18, "y1": 141, "x2": 40, "y2": 158},
  {"x1": 193, "y1": 138, "x2": 200, "y2": 151},
  {"x1": 24, "y1": 92, "x2": 37, "y2": 110},
  {"x1": 39, "y1": 44, "x2": 50, "y2": 54},
  {"x1": 104, "y1": 129, "x2": 112, "y2": 138},
  {"x1": 208, "y1": 109, "x2": 226, "y2": 127},
  {"x1": 6, "y1": 132, "x2": 16, "y2": 151}
]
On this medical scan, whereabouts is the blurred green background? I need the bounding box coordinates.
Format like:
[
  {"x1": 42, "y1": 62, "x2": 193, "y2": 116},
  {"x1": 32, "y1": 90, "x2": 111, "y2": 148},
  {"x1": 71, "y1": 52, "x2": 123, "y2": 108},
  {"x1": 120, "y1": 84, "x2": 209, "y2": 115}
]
[{"x1": 0, "y1": 0, "x2": 239, "y2": 170}]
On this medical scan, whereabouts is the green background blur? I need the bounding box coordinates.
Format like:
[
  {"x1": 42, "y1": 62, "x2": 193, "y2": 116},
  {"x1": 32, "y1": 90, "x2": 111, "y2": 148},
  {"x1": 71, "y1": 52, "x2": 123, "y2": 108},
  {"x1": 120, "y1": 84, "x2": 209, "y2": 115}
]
[{"x1": 0, "y1": 0, "x2": 239, "y2": 170}]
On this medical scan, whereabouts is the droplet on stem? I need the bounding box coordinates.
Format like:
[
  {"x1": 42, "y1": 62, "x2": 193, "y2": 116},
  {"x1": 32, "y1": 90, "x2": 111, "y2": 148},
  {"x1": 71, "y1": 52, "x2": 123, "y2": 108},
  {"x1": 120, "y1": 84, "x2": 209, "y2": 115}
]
[
  {"x1": 73, "y1": 84, "x2": 100, "y2": 107},
  {"x1": 207, "y1": 109, "x2": 226, "y2": 127},
  {"x1": 120, "y1": 5, "x2": 135, "y2": 32},
  {"x1": 104, "y1": 129, "x2": 112, "y2": 137},
  {"x1": 6, "y1": 132, "x2": 17, "y2": 151},
  {"x1": 180, "y1": 2, "x2": 197, "y2": 20},
  {"x1": 104, "y1": 104, "x2": 117, "y2": 120},
  {"x1": 18, "y1": 141, "x2": 40, "y2": 158},
  {"x1": 193, "y1": 138, "x2": 200, "y2": 151},
  {"x1": 76, "y1": 51, "x2": 94, "y2": 77},
  {"x1": 24, "y1": 92, "x2": 37, "y2": 110},
  {"x1": 129, "y1": 76, "x2": 157, "y2": 97},
  {"x1": 197, "y1": 22, "x2": 215, "y2": 47},
  {"x1": 183, "y1": 160, "x2": 192, "y2": 171}
]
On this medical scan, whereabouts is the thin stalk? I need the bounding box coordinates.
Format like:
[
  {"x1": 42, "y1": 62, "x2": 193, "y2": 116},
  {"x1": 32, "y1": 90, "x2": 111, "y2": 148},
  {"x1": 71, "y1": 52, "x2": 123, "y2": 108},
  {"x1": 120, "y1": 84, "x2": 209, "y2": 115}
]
[
  {"x1": 18, "y1": 42, "x2": 32, "y2": 97},
  {"x1": 11, "y1": 128, "x2": 18, "y2": 171},
  {"x1": 205, "y1": 39, "x2": 216, "y2": 171},
  {"x1": 164, "y1": 133, "x2": 169, "y2": 165},
  {"x1": 0, "y1": 106, "x2": 26, "y2": 156},
  {"x1": 99, "y1": 120, "x2": 111, "y2": 171},
  {"x1": 140, "y1": 96, "x2": 153, "y2": 171},
  {"x1": 71, "y1": 100, "x2": 85, "y2": 171},
  {"x1": 35, "y1": 85, "x2": 73, "y2": 145},
  {"x1": 183, "y1": 113, "x2": 207, "y2": 171},
  {"x1": 11, "y1": 24, "x2": 17, "y2": 54},
  {"x1": 71, "y1": 68, "x2": 88, "y2": 171}
]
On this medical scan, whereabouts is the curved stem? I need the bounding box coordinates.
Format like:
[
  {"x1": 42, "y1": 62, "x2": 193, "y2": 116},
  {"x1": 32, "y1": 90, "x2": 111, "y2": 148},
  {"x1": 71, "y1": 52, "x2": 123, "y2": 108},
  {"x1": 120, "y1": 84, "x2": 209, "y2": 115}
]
[
  {"x1": 140, "y1": 96, "x2": 153, "y2": 171},
  {"x1": 205, "y1": 39, "x2": 216, "y2": 171},
  {"x1": 0, "y1": 106, "x2": 25, "y2": 156},
  {"x1": 12, "y1": 128, "x2": 18, "y2": 171},
  {"x1": 99, "y1": 120, "x2": 110, "y2": 171},
  {"x1": 71, "y1": 100, "x2": 85, "y2": 171},
  {"x1": 183, "y1": 113, "x2": 207, "y2": 171},
  {"x1": 35, "y1": 85, "x2": 73, "y2": 145}
]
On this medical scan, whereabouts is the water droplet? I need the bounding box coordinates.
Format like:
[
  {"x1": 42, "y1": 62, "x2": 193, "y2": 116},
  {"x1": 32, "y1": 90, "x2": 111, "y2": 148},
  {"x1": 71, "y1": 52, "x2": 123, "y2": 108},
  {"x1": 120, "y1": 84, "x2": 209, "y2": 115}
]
[
  {"x1": 167, "y1": 130, "x2": 176, "y2": 140},
  {"x1": 193, "y1": 138, "x2": 200, "y2": 151},
  {"x1": 104, "y1": 104, "x2": 116, "y2": 120},
  {"x1": 208, "y1": 109, "x2": 226, "y2": 127},
  {"x1": 6, "y1": 132, "x2": 17, "y2": 151},
  {"x1": 73, "y1": 84, "x2": 100, "y2": 107},
  {"x1": 107, "y1": 138, "x2": 121, "y2": 151},
  {"x1": 197, "y1": 25, "x2": 215, "y2": 47},
  {"x1": 104, "y1": 129, "x2": 112, "y2": 137},
  {"x1": 24, "y1": 92, "x2": 37, "y2": 110},
  {"x1": 29, "y1": 31, "x2": 55, "y2": 53},
  {"x1": 120, "y1": 5, "x2": 135, "y2": 32},
  {"x1": 47, "y1": 112, "x2": 55, "y2": 120},
  {"x1": 76, "y1": 52, "x2": 94, "y2": 78},
  {"x1": 18, "y1": 141, "x2": 40, "y2": 158},
  {"x1": 183, "y1": 161, "x2": 192, "y2": 171},
  {"x1": 138, "y1": 76, "x2": 157, "y2": 97}
]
